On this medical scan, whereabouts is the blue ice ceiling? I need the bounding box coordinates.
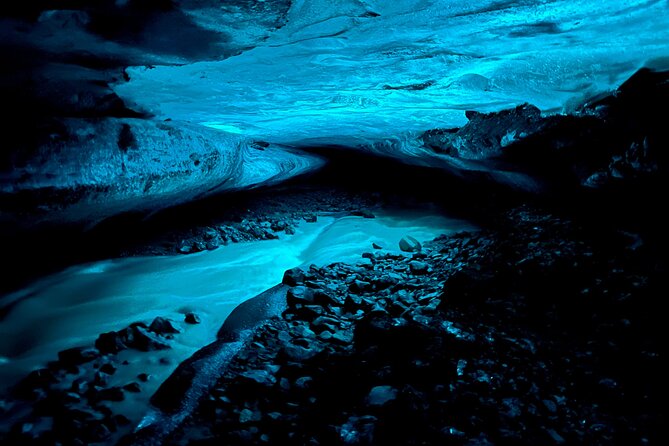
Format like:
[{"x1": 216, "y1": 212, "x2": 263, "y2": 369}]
[
  {"x1": 115, "y1": 0, "x2": 669, "y2": 146},
  {"x1": 2, "y1": 0, "x2": 669, "y2": 224}
]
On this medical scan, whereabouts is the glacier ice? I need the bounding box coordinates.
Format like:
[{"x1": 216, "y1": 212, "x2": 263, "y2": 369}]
[
  {"x1": 115, "y1": 0, "x2": 669, "y2": 149},
  {"x1": 3, "y1": 0, "x2": 669, "y2": 221},
  {"x1": 1, "y1": 119, "x2": 323, "y2": 223}
]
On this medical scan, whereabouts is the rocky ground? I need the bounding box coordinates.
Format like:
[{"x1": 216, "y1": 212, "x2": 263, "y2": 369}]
[
  {"x1": 120, "y1": 186, "x2": 382, "y2": 257},
  {"x1": 0, "y1": 184, "x2": 411, "y2": 445},
  {"x1": 1, "y1": 199, "x2": 665, "y2": 445},
  {"x1": 0, "y1": 183, "x2": 387, "y2": 295},
  {"x1": 120, "y1": 205, "x2": 664, "y2": 446}
]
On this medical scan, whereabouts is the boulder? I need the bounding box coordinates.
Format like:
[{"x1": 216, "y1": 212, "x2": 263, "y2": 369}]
[
  {"x1": 95, "y1": 331, "x2": 127, "y2": 354},
  {"x1": 282, "y1": 268, "x2": 306, "y2": 286},
  {"x1": 422, "y1": 103, "x2": 544, "y2": 159},
  {"x1": 399, "y1": 236, "x2": 422, "y2": 253},
  {"x1": 126, "y1": 325, "x2": 171, "y2": 352},
  {"x1": 149, "y1": 317, "x2": 181, "y2": 335},
  {"x1": 57, "y1": 347, "x2": 99, "y2": 367}
]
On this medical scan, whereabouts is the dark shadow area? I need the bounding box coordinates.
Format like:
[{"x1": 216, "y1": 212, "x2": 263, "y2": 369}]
[{"x1": 0, "y1": 146, "x2": 517, "y2": 296}]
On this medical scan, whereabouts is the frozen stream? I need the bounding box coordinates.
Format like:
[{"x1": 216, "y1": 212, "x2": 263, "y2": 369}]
[{"x1": 0, "y1": 209, "x2": 475, "y2": 402}]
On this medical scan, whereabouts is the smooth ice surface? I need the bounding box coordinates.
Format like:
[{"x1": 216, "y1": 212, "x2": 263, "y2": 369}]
[
  {"x1": 116, "y1": 0, "x2": 669, "y2": 148},
  {"x1": 0, "y1": 209, "x2": 475, "y2": 395}
]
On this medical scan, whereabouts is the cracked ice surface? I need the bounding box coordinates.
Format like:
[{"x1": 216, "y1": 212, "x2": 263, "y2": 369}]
[{"x1": 116, "y1": 0, "x2": 669, "y2": 149}]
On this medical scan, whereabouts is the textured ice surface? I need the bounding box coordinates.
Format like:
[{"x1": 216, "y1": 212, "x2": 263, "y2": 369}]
[
  {"x1": 1, "y1": 119, "x2": 322, "y2": 223},
  {"x1": 116, "y1": 0, "x2": 669, "y2": 149}
]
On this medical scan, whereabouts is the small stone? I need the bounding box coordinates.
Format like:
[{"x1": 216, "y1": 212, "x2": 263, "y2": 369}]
[
  {"x1": 58, "y1": 347, "x2": 99, "y2": 366},
  {"x1": 344, "y1": 294, "x2": 363, "y2": 312},
  {"x1": 239, "y1": 408, "x2": 262, "y2": 423},
  {"x1": 409, "y1": 261, "x2": 428, "y2": 274},
  {"x1": 112, "y1": 414, "x2": 131, "y2": 427},
  {"x1": 598, "y1": 378, "x2": 618, "y2": 389},
  {"x1": 123, "y1": 382, "x2": 141, "y2": 393},
  {"x1": 283, "y1": 341, "x2": 324, "y2": 361},
  {"x1": 240, "y1": 369, "x2": 277, "y2": 387},
  {"x1": 340, "y1": 415, "x2": 377, "y2": 444},
  {"x1": 542, "y1": 399, "x2": 558, "y2": 413},
  {"x1": 96, "y1": 331, "x2": 127, "y2": 354},
  {"x1": 71, "y1": 378, "x2": 88, "y2": 393},
  {"x1": 184, "y1": 313, "x2": 201, "y2": 324},
  {"x1": 287, "y1": 286, "x2": 315, "y2": 306},
  {"x1": 137, "y1": 373, "x2": 150, "y2": 382},
  {"x1": 99, "y1": 363, "x2": 117, "y2": 375},
  {"x1": 331, "y1": 329, "x2": 354, "y2": 345},
  {"x1": 545, "y1": 428, "x2": 566, "y2": 445},
  {"x1": 95, "y1": 386, "x2": 125, "y2": 402},
  {"x1": 372, "y1": 243, "x2": 383, "y2": 250},
  {"x1": 366, "y1": 385, "x2": 398, "y2": 406},
  {"x1": 295, "y1": 376, "x2": 313, "y2": 389},
  {"x1": 93, "y1": 371, "x2": 110, "y2": 386}
]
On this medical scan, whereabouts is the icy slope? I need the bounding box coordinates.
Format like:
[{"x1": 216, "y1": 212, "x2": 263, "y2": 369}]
[
  {"x1": 0, "y1": 119, "x2": 322, "y2": 223},
  {"x1": 116, "y1": 0, "x2": 669, "y2": 147}
]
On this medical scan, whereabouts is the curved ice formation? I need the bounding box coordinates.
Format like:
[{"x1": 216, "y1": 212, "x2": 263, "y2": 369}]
[{"x1": 1, "y1": 119, "x2": 323, "y2": 223}]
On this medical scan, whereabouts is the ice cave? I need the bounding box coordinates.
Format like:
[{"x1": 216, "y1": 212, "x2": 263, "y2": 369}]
[{"x1": 1, "y1": 1, "x2": 667, "y2": 445}]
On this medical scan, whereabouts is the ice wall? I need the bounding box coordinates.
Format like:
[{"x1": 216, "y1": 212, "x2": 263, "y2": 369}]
[{"x1": 1, "y1": 119, "x2": 322, "y2": 224}]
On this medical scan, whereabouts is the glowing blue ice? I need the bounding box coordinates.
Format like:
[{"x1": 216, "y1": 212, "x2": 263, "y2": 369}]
[{"x1": 115, "y1": 0, "x2": 669, "y2": 149}]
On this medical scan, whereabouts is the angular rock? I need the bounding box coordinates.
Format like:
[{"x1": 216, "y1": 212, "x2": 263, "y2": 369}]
[
  {"x1": 282, "y1": 268, "x2": 306, "y2": 286},
  {"x1": 239, "y1": 408, "x2": 262, "y2": 423},
  {"x1": 95, "y1": 331, "x2": 128, "y2": 354},
  {"x1": 149, "y1": 317, "x2": 181, "y2": 335},
  {"x1": 283, "y1": 341, "x2": 324, "y2": 361},
  {"x1": 184, "y1": 312, "x2": 201, "y2": 324},
  {"x1": 123, "y1": 382, "x2": 141, "y2": 393},
  {"x1": 409, "y1": 261, "x2": 428, "y2": 275},
  {"x1": 286, "y1": 286, "x2": 315, "y2": 307},
  {"x1": 340, "y1": 415, "x2": 377, "y2": 444},
  {"x1": 127, "y1": 325, "x2": 171, "y2": 352},
  {"x1": 58, "y1": 347, "x2": 99, "y2": 367},
  {"x1": 399, "y1": 236, "x2": 422, "y2": 253},
  {"x1": 239, "y1": 369, "x2": 277, "y2": 387}
]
